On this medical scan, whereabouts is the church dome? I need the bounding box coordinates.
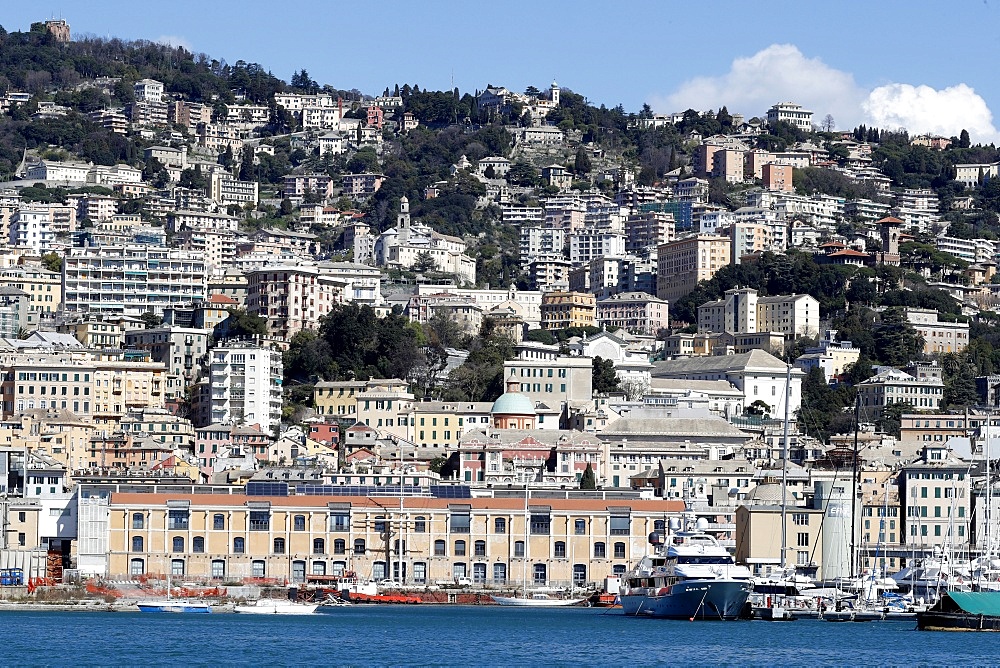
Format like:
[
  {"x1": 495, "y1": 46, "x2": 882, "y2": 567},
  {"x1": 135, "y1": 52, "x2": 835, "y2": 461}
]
[{"x1": 491, "y1": 391, "x2": 535, "y2": 416}]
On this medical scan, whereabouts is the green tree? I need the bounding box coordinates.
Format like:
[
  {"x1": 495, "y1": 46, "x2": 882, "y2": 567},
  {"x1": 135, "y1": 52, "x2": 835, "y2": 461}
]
[
  {"x1": 592, "y1": 357, "x2": 619, "y2": 394},
  {"x1": 943, "y1": 353, "x2": 980, "y2": 408},
  {"x1": 579, "y1": 462, "x2": 597, "y2": 490},
  {"x1": 214, "y1": 308, "x2": 267, "y2": 342},
  {"x1": 872, "y1": 308, "x2": 923, "y2": 366},
  {"x1": 413, "y1": 251, "x2": 437, "y2": 273},
  {"x1": 573, "y1": 146, "x2": 592, "y2": 174},
  {"x1": 41, "y1": 251, "x2": 62, "y2": 273},
  {"x1": 879, "y1": 401, "x2": 914, "y2": 438},
  {"x1": 524, "y1": 329, "x2": 556, "y2": 345},
  {"x1": 139, "y1": 311, "x2": 162, "y2": 329}
]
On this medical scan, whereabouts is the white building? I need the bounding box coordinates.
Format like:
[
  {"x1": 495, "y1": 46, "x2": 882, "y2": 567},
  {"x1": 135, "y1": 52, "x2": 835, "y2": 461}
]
[
  {"x1": 209, "y1": 344, "x2": 283, "y2": 433},
  {"x1": 698, "y1": 288, "x2": 819, "y2": 339},
  {"x1": 133, "y1": 79, "x2": 164, "y2": 104},
  {"x1": 373, "y1": 198, "x2": 476, "y2": 284},
  {"x1": 520, "y1": 226, "x2": 566, "y2": 263},
  {"x1": 766, "y1": 102, "x2": 813, "y2": 131},
  {"x1": 9, "y1": 208, "x2": 54, "y2": 254}
]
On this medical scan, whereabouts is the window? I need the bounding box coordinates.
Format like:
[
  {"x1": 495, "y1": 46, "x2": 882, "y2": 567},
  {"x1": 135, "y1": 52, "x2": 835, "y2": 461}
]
[
  {"x1": 293, "y1": 515, "x2": 306, "y2": 531},
  {"x1": 249, "y1": 511, "x2": 270, "y2": 531},
  {"x1": 453, "y1": 563, "x2": 467, "y2": 580},
  {"x1": 574, "y1": 519, "x2": 586, "y2": 535},
  {"x1": 334, "y1": 539, "x2": 346, "y2": 555},
  {"x1": 130, "y1": 559, "x2": 145, "y2": 576},
  {"x1": 434, "y1": 540, "x2": 447, "y2": 556},
  {"x1": 252, "y1": 561, "x2": 265, "y2": 578},
  {"x1": 614, "y1": 542, "x2": 626, "y2": 559},
  {"x1": 454, "y1": 540, "x2": 467, "y2": 557},
  {"x1": 494, "y1": 518, "x2": 506, "y2": 534},
  {"x1": 450, "y1": 514, "x2": 471, "y2": 534},
  {"x1": 792, "y1": 513, "x2": 808, "y2": 526},
  {"x1": 131, "y1": 536, "x2": 143, "y2": 552},
  {"x1": 530, "y1": 514, "x2": 550, "y2": 535},
  {"x1": 797, "y1": 533, "x2": 809, "y2": 547},
  {"x1": 414, "y1": 516, "x2": 426, "y2": 533},
  {"x1": 167, "y1": 509, "x2": 189, "y2": 530},
  {"x1": 554, "y1": 541, "x2": 566, "y2": 558},
  {"x1": 172, "y1": 536, "x2": 184, "y2": 553},
  {"x1": 213, "y1": 514, "x2": 225, "y2": 530},
  {"x1": 171, "y1": 559, "x2": 185, "y2": 576},
  {"x1": 132, "y1": 513, "x2": 144, "y2": 530},
  {"x1": 313, "y1": 538, "x2": 325, "y2": 555},
  {"x1": 493, "y1": 563, "x2": 507, "y2": 584},
  {"x1": 573, "y1": 564, "x2": 587, "y2": 585},
  {"x1": 474, "y1": 540, "x2": 486, "y2": 557},
  {"x1": 353, "y1": 539, "x2": 366, "y2": 555},
  {"x1": 233, "y1": 537, "x2": 245, "y2": 554},
  {"x1": 312, "y1": 561, "x2": 327, "y2": 576},
  {"x1": 211, "y1": 560, "x2": 225, "y2": 579},
  {"x1": 533, "y1": 563, "x2": 547, "y2": 584},
  {"x1": 274, "y1": 538, "x2": 286, "y2": 554},
  {"x1": 514, "y1": 541, "x2": 525, "y2": 558},
  {"x1": 193, "y1": 536, "x2": 205, "y2": 553},
  {"x1": 594, "y1": 542, "x2": 606, "y2": 559},
  {"x1": 413, "y1": 562, "x2": 427, "y2": 585},
  {"x1": 330, "y1": 513, "x2": 350, "y2": 532},
  {"x1": 374, "y1": 517, "x2": 387, "y2": 534},
  {"x1": 610, "y1": 516, "x2": 630, "y2": 536}
]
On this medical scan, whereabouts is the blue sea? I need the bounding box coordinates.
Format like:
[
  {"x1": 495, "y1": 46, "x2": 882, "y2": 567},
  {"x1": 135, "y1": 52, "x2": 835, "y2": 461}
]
[{"x1": 0, "y1": 606, "x2": 995, "y2": 666}]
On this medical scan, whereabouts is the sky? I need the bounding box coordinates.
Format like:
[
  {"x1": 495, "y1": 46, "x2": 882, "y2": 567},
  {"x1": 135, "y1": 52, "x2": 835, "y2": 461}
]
[{"x1": 7, "y1": 1, "x2": 1000, "y2": 141}]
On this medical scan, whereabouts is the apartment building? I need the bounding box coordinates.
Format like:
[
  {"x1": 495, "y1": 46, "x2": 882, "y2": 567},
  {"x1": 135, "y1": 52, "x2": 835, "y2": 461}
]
[
  {"x1": 904, "y1": 308, "x2": 970, "y2": 355},
  {"x1": 354, "y1": 379, "x2": 415, "y2": 441},
  {"x1": 245, "y1": 264, "x2": 345, "y2": 341},
  {"x1": 540, "y1": 292, "x2": 596, "y2": 330},
  {"x1": 596, "y1": 292, "x2": 669, "y2": 335},
  {"x1": 0, "y1": 351, "x2": 97, "y2": 419},
  {"x1": 625, "y1": 211, "x2": 674, "y2": 254},
  {"x1": 340, "y1": 173, "x2": 385, "y2": 199},
  {"x1": 520, "y1": 226, "x2": 565, "y2": 263},
  {"x1": 698, "y1": 288, "x2": 819, "y2": 339},
  {"x1": 208, "y1": 345, "x2": 283, "y2": 433},
  {"x1": 528, "y1": 256, "x2": 571, "y2": 292},
  {"x1": 0, "y1": 267, "x2": 61, "y2": 316},
  {"x1": 656, "y1": 235, "x2": 731, "y2": 304},
  {"x1": 9, "y1": 209, "x2": 54, "y2": 254},
  {"x1": 856, "y1": 368, "x2": 944, "y2": 417},
  {"x1": 568, "y1": 229, "x2": 626, "y2": 265},
  {"x1": 766, "y1": 102, "x2": 813, "y2": 131},
  {"x1": 124, "y1": 327, "x2": 210, "y2": 384},
  {"x1": 502, "y1": 342, "x2": 593, "y2": 410},
  {"x1": 899, "y1": 444, "x2": 971, "y2": 548}
]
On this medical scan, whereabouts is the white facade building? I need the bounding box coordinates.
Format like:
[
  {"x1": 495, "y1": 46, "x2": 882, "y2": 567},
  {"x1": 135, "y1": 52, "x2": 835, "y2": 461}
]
[{"x1": 209, "y1": 344, "x2": 283, "y2": 433}]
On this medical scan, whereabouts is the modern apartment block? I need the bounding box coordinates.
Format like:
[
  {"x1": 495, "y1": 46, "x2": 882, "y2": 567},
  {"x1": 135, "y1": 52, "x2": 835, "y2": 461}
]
[
  {"x1": 245, "y1": 264, "x2": 345, "y2": 341},
  {"x1": 208, "y1": 344, "x2": 283, "y2": 433},
  {"x1": 62, "y1": 246, "x2": 207, "y2": 317},
  {"x1": 656, "y1": 235, "x2": 731, "y2": 304},
  {"x1": 124, "y1": 327, "x2": 211, "y2": 384},
  {"x1": 698, "y1": 288, "x2": 819, "y2": 339}
]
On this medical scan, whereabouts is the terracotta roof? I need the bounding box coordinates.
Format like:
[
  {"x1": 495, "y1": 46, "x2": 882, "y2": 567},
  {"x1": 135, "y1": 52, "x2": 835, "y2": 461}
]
[
  {"x1": 208, "y1": 294, "x2": 238, "y2": 304},
  {"x1": 109, "y1": 492, "x2": 687, "y2": 513},
  {"x1": 876, "y1": 216, "x2": 905, "y2": 225},
  {"x1": 827, "y1": 249, "x2": 869, "y2": 257}
]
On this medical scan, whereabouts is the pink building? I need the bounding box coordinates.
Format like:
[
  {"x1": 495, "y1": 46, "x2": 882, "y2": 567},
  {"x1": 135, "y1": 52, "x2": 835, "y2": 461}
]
[
  {"x1": 596, "y1": 291, "x2": 669, "y2": 335},
  {"x1": 762, "y1": 163, "x2": 793, "y2": 192},
  {"x1": 282, "y1": 174, "x2": 333, "y2": 199}
]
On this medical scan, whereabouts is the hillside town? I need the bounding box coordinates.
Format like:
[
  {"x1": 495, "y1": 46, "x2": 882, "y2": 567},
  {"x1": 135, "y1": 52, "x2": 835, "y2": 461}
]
[{"x1": 0, "y1": 18, "x2": 998, "y2": 596}]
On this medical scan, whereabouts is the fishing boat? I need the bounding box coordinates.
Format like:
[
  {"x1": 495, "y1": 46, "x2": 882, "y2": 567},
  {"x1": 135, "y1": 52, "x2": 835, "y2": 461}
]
[
  {"x1": 619, "y1": 518, "x2": 753, "y2": 620},
  {"x1": 234, "y1": 598, "x2": 319, "y2": 615}
]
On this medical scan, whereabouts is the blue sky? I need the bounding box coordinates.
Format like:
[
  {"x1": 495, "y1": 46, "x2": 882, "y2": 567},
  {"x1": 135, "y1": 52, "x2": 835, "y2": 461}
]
[{"x1": 7, "y1": 1, "x2": 1000, "y2": 140}]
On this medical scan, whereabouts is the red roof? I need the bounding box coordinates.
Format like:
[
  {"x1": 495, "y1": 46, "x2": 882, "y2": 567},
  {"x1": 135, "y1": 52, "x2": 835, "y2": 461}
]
[
  {"x1": 208, "y1": 294, "x2": 238, "y2": 304},
  {"x1": 828, "y1": 249, "x2": 869, "y2": 257},
  {"x1": 819, "y1": 241, "x2": 847, "y2": 248},
  {"x1": 876, "y1": 216, "x2": 904, "y2": 225}
]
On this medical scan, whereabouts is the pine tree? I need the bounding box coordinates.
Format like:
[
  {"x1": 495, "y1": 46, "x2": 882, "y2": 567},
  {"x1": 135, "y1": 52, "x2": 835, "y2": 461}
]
[{"x1": 580, "y1": 463, "x2": 596, "y2": 490}]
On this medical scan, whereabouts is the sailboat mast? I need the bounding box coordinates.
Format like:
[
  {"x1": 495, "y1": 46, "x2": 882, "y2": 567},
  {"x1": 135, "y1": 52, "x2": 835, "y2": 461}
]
[
  {"x1": 850, "y1": 393, "x2": 861, "y2": 580},
  {"x1": 987, "y1": 410, "x2": 992, "y2": 569},
  {"x1": 780, "y1": 364, "x2": 791, "y2": 571}
]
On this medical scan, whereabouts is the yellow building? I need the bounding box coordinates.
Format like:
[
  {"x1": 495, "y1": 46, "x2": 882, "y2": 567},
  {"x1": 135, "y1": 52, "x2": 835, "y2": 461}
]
[
  {"x1": 92, "y1": 360, "x2": 167, "y2": 427},
  {"x1": 313, "y1": 380, "x2": 367, "y2": 419},
  {"x1": 656, "y1": 235, "x2": 731, "y2": 304},
  {"x1": 0, "y1": 266, "x2": 61, "y2": 316},
  {"x1": 540, "y1": 291, "x2": 596, "y2": 330},
  {"x1": 735, "y1": 504, "x2": 826, "y2": 578},
  {"x1": 104, "y1": 492, "x2": 685, "y2": 586}
]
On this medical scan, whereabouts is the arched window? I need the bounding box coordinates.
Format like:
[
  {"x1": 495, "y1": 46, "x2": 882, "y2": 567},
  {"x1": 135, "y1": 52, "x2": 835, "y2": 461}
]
[
  {"x1": 414, "y1": 516, "x2": 426, "y2": 533},
  {"x1": 594, "y1": 542, "x2": 606, "y2": 558},
  {"x1": 333, "y1": 539, "x2": 346, "y2": 554},
  {"x1": 474, "y1": 540, "x2": 486, "y2": 557},
  {"x1": 494, "y1": 518, "x2": 506, "y2": 534},
  {"x1": 514, "y1": 541, "x2": 525, "y2": 558},
  {"x1": 192, "y1": 536, "x2": 205, "y2": 553},
  {"x1": 172, "y1": 536, "x2": 184, "y2": 553},
  {"x1": 213, "y1": 514, "x2": 225, "y2": 530},
  {"x1": 573, "y1": 564, "x2": 587, "y2": 584},
  {"x1": 353, "y1": 539, "x2": 366, "y2": 555},
  {"x1": 574, "y1": 519, "x2": 586, "y2": 535},
  {"x1": 434, "y1": 540, "x2": 446, "y2": 556},
  {"x1": 131, "y1": 535, "x2": 143, "y2": 552},
  {"x1": 313, "y1": 538, "x2": 325, "y2": 555},
  {"x1": 274, "y1": 538, "x2": 286, "y2": 554},
  {"x1": 233, "y1": 537, "x2": 245, "y2": 554},
  {"x1": 454, "y1": 540, "x2": 466, "y2": 556},
  {"x1": 132, "y1": 513, "x2": 144, "y2": 529},
  {"x1": 293, "y1": 515, "x2": 306, "y2": 531},
  {"x1": 614, "y1": 542, "x2": 626, "y2": 559},
  {"x1": 554, "y1": 541, "x2": 566, "y2": 558}
]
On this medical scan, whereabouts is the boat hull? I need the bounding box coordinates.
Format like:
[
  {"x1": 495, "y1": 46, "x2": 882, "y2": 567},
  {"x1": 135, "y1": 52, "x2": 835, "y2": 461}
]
[
  {"x1": 621, "y1": 580, "x2": 752, "y2": 620},
  {"x1": 137, "y1": 601, "x2": 212, "y2": 614},
  {"x1": 491, "y1": 596, "x2": 585, "y2": 607},
  {"x1": 233, "y1": 603, "x2": 318, "y2": 615},
  {"x1": 917, "y1": 611, "x2": 1000, "y2": 631}
]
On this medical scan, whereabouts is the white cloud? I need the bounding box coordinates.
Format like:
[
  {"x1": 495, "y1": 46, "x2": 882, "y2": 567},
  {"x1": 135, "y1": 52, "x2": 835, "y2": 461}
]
[
  {"x1": 650, "y1": 44, "x2": 999, "y2": 143},
  {"x1": 155, "y1": 35, "x2": 193, "y2": 52},
  {"x1": 863, "y1": 83, "x2": 998, "y2": 143},
  {"x1": 649, "y1": 44, "x2": 866, "y2": 128}
]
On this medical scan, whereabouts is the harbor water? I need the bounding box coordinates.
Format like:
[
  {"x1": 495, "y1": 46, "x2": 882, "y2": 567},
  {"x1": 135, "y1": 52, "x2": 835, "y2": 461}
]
[{"x1": 0, "y1": 606, "x2": 996, "y2": 666}]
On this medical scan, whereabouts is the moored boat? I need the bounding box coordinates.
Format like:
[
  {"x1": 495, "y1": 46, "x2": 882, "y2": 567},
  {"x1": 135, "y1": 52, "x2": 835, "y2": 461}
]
[
  {"x1": 492, "y1": 592, "x2": 586, "y2": 607},
  {"x1": 136, "y1": 600, "x2": 212, "y2": 613},
  {"x1": 620, "y1": 520, "x2": 753, "y2": 620},
  {"x1": 917, "y1": 591, "x2": 1000, "y2": 631},
  {"x1": 234, "y1": 598, "x2": 319, "y2": 615}
]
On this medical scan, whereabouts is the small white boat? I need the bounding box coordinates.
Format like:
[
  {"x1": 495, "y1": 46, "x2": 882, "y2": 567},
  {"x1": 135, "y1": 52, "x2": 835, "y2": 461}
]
[
  {"x1": 492, "y1": 592, "x2": 586, "y2": 607},
  {"x1": 234, "y1": 598, "x2": 319, "y2": 615}
]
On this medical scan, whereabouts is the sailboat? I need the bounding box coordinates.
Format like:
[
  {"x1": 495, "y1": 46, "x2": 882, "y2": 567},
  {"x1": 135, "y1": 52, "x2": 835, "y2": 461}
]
[
  {"x1": 136, "y1": 561, "x2": 212, "y2": 613},
  {"x1": 492, "y1": 468, "x2": 585, "y2": 607}
]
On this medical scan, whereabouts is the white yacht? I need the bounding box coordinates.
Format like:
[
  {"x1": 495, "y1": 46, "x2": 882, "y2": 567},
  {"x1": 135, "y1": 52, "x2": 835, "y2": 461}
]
[
  {"x1": 620, "y1": 519, "x2": 753, "y2": 620},
  {"x1": 234, "y1": 598, "x2": 319, "y2": 615}
]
